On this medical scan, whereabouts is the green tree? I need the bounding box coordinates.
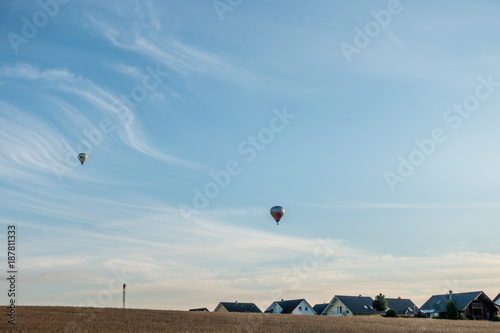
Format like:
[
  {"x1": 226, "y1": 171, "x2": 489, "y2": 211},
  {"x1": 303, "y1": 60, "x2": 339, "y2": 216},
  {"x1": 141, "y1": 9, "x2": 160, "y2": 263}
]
[
  {"x1": 385, "y1": 309, "x2": 397, "y2": 317},
  {"x1": 373, "y1": 293, "x2": 388, "y2": 312},
  {"x1": 445, "y1": 299, "x2": 459, "y2": 320}
]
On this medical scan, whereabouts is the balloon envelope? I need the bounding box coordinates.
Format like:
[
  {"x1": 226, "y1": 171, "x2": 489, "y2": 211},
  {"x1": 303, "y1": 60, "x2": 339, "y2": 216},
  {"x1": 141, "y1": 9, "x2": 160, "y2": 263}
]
[
  {"x1": 270, "y1": 206, "x2": 285, "y2": 224},
  {"x1": 78, "y1": 153, "x2": 88, "y2": 165}
]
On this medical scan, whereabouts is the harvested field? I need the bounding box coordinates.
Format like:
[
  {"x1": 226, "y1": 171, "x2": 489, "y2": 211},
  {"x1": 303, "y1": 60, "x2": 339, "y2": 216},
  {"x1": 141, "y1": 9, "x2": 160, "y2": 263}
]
[{"x1": 1, "y1": 306, "x2": 499, "y2": 333}]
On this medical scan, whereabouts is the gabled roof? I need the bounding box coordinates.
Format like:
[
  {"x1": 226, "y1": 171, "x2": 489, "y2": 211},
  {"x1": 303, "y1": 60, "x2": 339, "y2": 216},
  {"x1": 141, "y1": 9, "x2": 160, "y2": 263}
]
[
  {"x1": 494, "y1": 293, "x2": 500, "y2": 304},
  {"x1": 419, "y1": 291, "x2": 483, "y2": 313},
  {"x1": 333, "y1": 295, "x2": 378, "y2": 315},
  {"x1": 386, "y1": 298, "x2": 419, "y2": 315},
  {"x1": 189, "y1": 308, "x2": 209, "y2": 312},
  {"x1": 215, "y1": 302, "x2": 262, "y2": 313},
  {"x1": 313, "y1": 303, "x2": 329, "y2": 315},
  {"x1": 265, "y1": 299, "x2": 315, "y2": 314}
]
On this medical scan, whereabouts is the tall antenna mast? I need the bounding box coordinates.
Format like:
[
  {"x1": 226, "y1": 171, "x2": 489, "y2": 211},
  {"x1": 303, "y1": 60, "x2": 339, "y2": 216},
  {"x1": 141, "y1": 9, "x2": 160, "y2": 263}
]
[{"x1": 123, "y1": 283, "x2": 126, "y2": 309}]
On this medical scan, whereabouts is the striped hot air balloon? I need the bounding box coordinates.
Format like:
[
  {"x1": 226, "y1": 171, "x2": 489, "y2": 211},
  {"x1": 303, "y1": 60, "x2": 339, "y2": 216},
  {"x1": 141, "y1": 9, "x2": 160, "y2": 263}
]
[{"x1": 270, "y1": 206, "x2": 285, "y2": 225}]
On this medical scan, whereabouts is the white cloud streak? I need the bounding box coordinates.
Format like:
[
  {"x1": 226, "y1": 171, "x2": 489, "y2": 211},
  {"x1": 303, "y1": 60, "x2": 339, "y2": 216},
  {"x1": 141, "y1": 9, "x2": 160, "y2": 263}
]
[
  {"x1": 85, "y1": 12, "x2": 261, "y2": 89},
  {"x1": 0, "y1": 63, "x2": 202, "y2": 170},
  {"x1": 8, "y1": 202, "x2": 499, "y2": 309},
  {"x1": 299, "y1": 202, "x2": 500, "y2": 210}
]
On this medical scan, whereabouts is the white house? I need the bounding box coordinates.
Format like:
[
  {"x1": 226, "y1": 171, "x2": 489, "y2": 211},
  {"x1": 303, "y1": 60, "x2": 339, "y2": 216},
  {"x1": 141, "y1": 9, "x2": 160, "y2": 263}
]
[{"x1": 264, "y1": 299, "x2": 316, "y2": 315}]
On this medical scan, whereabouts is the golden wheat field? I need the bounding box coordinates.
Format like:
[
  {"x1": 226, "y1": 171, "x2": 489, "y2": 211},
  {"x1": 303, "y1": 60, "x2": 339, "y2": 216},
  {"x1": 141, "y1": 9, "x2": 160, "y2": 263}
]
[{"x1": 1, "y1": 306, "x2": 499, "y2": 333}]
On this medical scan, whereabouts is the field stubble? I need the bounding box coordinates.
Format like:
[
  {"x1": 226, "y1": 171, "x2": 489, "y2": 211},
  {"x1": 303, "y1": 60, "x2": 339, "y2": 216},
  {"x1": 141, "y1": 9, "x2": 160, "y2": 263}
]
[{"x1": 1, "y1": 306, "x2": 499, "y2": 333}]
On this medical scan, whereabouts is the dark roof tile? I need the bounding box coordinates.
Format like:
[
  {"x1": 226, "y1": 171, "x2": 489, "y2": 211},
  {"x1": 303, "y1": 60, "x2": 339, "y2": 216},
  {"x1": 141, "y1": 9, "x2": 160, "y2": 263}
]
[
  {"x1": 420, "y1": 291, "x2": 482, "y2": 313},
  {"x1": 313, "y1": 303, "x2": 329, "y2": 315},
  {"x1": 335, "y1": 295, "x2": 378, "y2": 314},
  {"x1": 265, "y1": 299, "x2": 315, "y2": 314},
  {"x1": 218, "y1": 302, "x2": 262, "y2": 313},
  {"x1": 386, "y1": 298, "x2": 419, "y2": 315}
]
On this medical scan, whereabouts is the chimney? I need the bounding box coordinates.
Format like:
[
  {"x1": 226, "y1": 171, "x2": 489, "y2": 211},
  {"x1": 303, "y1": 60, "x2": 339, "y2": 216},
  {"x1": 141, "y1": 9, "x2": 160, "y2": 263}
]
[
  {"x1": 281, "y1": 299, "x2": 284, "y2": 302},
  {"x1": 235, "y1": 300, "x2": 238, "y2": 304},
  {"x1": 449, "y1": 290, "x2": 453, "y2": 300},
  {"x1": 398, "y1": 297, "x2": 401, "y2": 300},
  {"x1": 359, "y1": 295, "x2": 362, "y2": 297}
]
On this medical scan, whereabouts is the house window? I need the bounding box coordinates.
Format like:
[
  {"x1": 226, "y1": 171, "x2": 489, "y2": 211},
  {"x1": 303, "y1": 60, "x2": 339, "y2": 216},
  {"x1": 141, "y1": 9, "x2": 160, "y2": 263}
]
[
  {"x1": 337, "y1": 306, "x2": 342, "y2": 314},
  {"x1": 299, "y1": 307, "x2": 302, "y2": 311},
  {"x1": 305, "y1": 307, "x2": 308, "y2": 311}
]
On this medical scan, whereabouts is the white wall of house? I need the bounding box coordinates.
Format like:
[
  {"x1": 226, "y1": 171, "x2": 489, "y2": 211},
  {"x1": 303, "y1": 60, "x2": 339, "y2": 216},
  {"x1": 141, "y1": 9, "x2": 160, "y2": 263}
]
[
  {"x1": 271, "y1": 304, "x2": 283, "y2": 314},
  {"x1": 291, "y1": 300, "x2": 316, "y2": 315}
]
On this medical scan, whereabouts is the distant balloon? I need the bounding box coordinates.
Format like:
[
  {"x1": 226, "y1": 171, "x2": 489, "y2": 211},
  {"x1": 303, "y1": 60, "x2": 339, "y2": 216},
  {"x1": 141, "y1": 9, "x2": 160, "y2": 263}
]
[
  {"x1": 270, "y1": 206, "x2": 285, "y2": 225},
  {"x1": 78, "y1": 153, "x2": 87, "y2": 166}
]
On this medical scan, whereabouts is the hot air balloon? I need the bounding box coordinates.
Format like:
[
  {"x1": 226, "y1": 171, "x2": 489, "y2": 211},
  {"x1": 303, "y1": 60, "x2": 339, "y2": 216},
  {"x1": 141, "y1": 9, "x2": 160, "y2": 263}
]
[
  {"x1": 270, "y1": 206, "x2": 285, "y2": 225},
  {"x1": 78, "y1": 153, "x2": 88, "y2": 166}
]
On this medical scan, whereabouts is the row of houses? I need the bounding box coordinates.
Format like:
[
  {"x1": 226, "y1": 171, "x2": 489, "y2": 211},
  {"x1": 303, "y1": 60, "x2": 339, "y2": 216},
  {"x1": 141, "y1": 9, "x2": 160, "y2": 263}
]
[{"x1": 190, "y1": 290, "x2": 500, "y2": 321}]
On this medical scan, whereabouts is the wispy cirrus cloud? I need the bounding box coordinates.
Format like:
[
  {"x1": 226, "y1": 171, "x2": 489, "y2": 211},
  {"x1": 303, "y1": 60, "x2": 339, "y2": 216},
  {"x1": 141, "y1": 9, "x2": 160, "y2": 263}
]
[
  {"x1": 0, "y1": 63, "x2": 75, "y2": 81},
  {"x1": 104, "y1": 62, "x2": 144, "y2": 79},
  {"x1": 13, "y1": 203, "x2": 500, "y2": 309},
  {"x1": 299, "y1": 202, "x2": 500, "y2": 210},
  {"x1": 5, "y1": 191, "x2": 499, "y2": 309},
  {"x1": 85, "y1": 12, "x2": 262, "y2": 89},
  {"x1": 0, "y1": 100, "x2": 76, "y2": 184},
  {"x1": 0, "y1": 63, "x2": 203, "y2": 169}
]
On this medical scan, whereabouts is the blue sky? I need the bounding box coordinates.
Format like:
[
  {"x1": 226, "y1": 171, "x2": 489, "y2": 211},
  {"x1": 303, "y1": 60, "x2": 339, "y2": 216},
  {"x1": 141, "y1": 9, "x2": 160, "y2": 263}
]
[{"x1": 1, "y1": 0, "x2": 500, "y2": 311}]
